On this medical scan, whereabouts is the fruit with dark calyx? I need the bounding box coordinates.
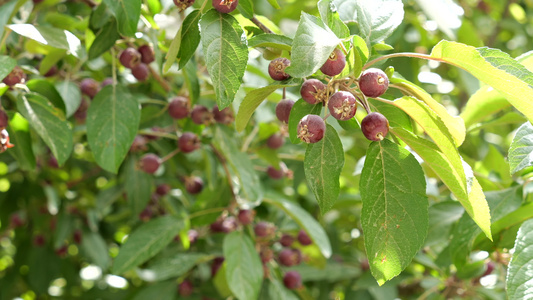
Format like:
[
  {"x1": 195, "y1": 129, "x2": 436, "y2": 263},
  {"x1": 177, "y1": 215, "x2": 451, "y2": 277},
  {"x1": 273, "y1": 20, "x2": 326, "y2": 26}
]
[
  {"x1": 212, "y1": 0, "x2": 238, "y2": 14},
  {"x1": 0, "y1": 109, "x2": 9, "y2": 129},
  {"x1": 266, "y1": 133, "x2": 284, "y2": 149},
  {"x1": 139, "y1": 207, "x2": 153, "y2": 222},
  {"x1": 119, "y1": 47, "x2": 142, "y2": 69},
  {"x1": 300, "y1": 79, "x2": 327, "y2": 105},
  {"x1": 185, "y1": 176, "x2": 204, "y2": 194},
  {"x1": 80, "y1": 78, "x2": 100, "y2": 99},
  {"x1": 254, "y1": 221, "x2": 276, "y2": 238},
  {"x1": 155, "y1": 184, "x2": 171, "y2": 196},
  {"x1": 328, "y1": 91, "x2": 357, "y2": 121},
  {"x1": 168, "y1": 96, "x2": 190, "y2": 119},
  {"x1": 320, "y1": 48, "x2": 346, "y2": 77},
  {"x1": 237, "y1": 209, "x2": 255, "y2": 225},
  {"x1": 211, "y1": 257, "x2": 224, "y2": 276},
  {"x1": 130, "y1": 135, "x2": 148, "y2": 152},
  {"x1": 140, "y1": 153, "x2": 161, "y2": 174},
  {"x1": 178, "y1": 280, "x2": 193, "y2": 297},
  {"x1": 268, "y1": 57, "x2": 291, "y2": 81},
  {"x1": 178, "y1": 132, "x2": 201, "y2": 153},
  {"x1": 174, "y1": 0, "x2": 195, "y2": 11},
  {"x1": 33, "y1": 234, "x2": 46, "y2": 247},
  {"x1": 210, "y1": 216, "x2": 237, "y2": 233},
  {"x1": 283, "y1": 271, "x2": 302, "y2": 290},
  {"x1": 138, "y1": 45, "x2": 155, "y2": 64},
  {"x1": 191, "y1": 105, "x2": 212, "y2": 125},
  {"x1": 361, "y1": 112, "x2": 389, "y2": 141},
  {"x1": 101, "y1": 78, "x2": 113, "y2": 87},
  {"x1": 212, "y1": 105, "x2": 234, "y2": 124},
  {"x1": 279, "y1": 234, "x2": 294, "y2": 247},
  {"x1": 267, "y1": 165, "x2": 285, "y2": 180},
  {"x1": 44, "y1": 65, "x2": 58, "y2": 77},
  {"x1": 359, "y1": 68, "x2": 389, "y2": 98},
  {"x1": 55, "y1": 245, "x2": 68, "y2": 257},
  {"x1": 297, "y1": 114, "x2": 326, "y2": 144},
  {"x1": 275, "y1": 99, "x2": 294, "y2": 123},
  {"x1": 298, "y1": 229, "x2": 312, "y2": 245},
  {"x1": 2, "y1": 66, "x2": 26, "y2": 86},
  {"x1": 278, "y1": 248, "x2": 302, "y2": 266},
  {"x1": 132, "y1": 63, "x2": 150, "y2": 81},
  {"x1": 260, "y1": 248, "x2": 274, "y2": 263}
]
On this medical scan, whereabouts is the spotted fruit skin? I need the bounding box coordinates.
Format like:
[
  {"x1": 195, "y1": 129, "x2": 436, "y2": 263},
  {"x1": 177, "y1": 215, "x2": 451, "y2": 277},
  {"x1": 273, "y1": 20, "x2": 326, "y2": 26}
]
[
  {"x1": 300, "y1": 79, "x2": 327, "y2": 105},
  {"x1": 268, "y1": 58, "x2": 291, "y2": 81},
  {"x1": 361, "y1": 112, "x2": 389, "y2": 141},
  {"x1": 359, "y1": 68, "x2": 389, "y2": 98},
  {"x1": 275, "y1": 99, "x2": 294, "y2": 123},
  {"x1": 297, "y1": 114, "x2": 326, "y2": 144},
  {"x1": 212, "y1": 0, "x2": 238, "y2": 13},
  {"x1": 174, "y1": 0, "x2": 195, "y2": 11},
  {"x1": 327, "y1": 91, "x2": 357, "y2": 121},
  {"x1": 2, "y1": 66, "x2": 26, "y2": 87},
  {"x1": 119, "y1": 47, "x2": 142, "y2": 69},
  {"x1": 320, "y1": 48, "x2": 346, "y2": 77}
]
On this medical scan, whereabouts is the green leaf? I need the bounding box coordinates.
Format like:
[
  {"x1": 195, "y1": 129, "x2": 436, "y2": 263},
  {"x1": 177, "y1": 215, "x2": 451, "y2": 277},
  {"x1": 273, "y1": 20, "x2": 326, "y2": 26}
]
[
  {"x1": 183, "y1": 59, "x2": 200, "y2": 103},
  {"x1": 102, "y1": 0, "x2": 141, "y2": 37},
  {"x1": 360, "y1": 139, "x2": 428, "y2": 285},
  {"x1": 508, "y1": 122, "x2": 533, "y2": 175},
  {"x1": 7, "y1": 24, "x2": 82, "y2": 58},
  {"x1": 223, "y1": 231, "x2": 264, "y2": 300},
  {"x1": 426, "y1": 202, "x2": 464, "y2": 246},
  {"x1": 177, "y1": 10, "x2": 201, "y2": 70},
  {"x1": 0, "y1": 55, "x2": 17, "y2": 81},
  {"x1": 55, "y1": 81, "x2": 82, "y2": 118},
  {"x1": 317, "y1": 0, "x2": 350, "y2": 40},
  {"x1": 214, "y1": 126, "x2": 263, "y2": 207},
  {"x1": 268, "y1": 277, "x2": 299, "y2": 300},
  {"x1": 369, "y1": 99, "x2": 412, "y2": 132},
  {"x1": 89, "y1": 20, "x2": 120, "y2": 60},
  {"x1": 112, "y1": 216, "x2": 183, "y2": 274},
  {"x1": 284, "y1": 12, "x2": 341, "y2": 78},
  {"x1": 288, "y1": 99, "x2": 323, "y2": 144},
  {"x1": 28, "y1": 247, "x2": 61, "y2": 294},
  {"x1": 143, "y1": 253, "x2": 210, "y2": 281},
  {"x1": 247, "y1": 34, "x2": 293, "y2": 52},
  {"x1": 26, "y1": 79, "x2": 66, "y2": 115},
  {"x1": 6, "y1": 113, "x2": 36, "y2": 171},
  {"x1": 131, "y1": 281, "x2": 176, "y2": 300},
  {"x1": 237, "y1": 0, "x2": 254, "y2": 19},
  {"x1": 392, "y1": 128, "x2": 492, "y2": 239},
  {"x1": 267, "y1": 0, "x2": 280, "y2": 9},
  {"x1": 348, "y1": 0, "x2": 404, "y2": 45},
  {"x1": 16, "y1": 93, "x2": 73, "y2": 166},
  {"x1": 163, "y1": 23, "x2": 182, "y2": 73},
  {"x1": 0, "y1": 0, "x2": 17, "y2": 39},
  {"x1": 430, "y1": 41, "x2": 533, "y2": 126},
  {"x1": 450, "y1": 187, "x2": 522, "y2": 267},
  {"x1": 390, "y1": 77, "x2": 465, "y2": 145},
  {"x1": 264, "y1": 191, "x2": 332, "y2": 258},
  {"x1": 287, "y1": 262, "x2": 361, "y2": 282},
  {"x1": 506, "y1": 223, "x2": 533, "y2": 300},
  {"x1": 460, "y1": 86, "x2": 510, "y2": 129},
  {"x1": 304, "y1": 124, "x2": 344, "y2": 214},
  {"x1": 87, "y1": 85, "x2": 141, "y2": 174},
  {"x1": 236, "y1": 78, "x2": 302, "y2": 132},
  {"x1": 39, "y1": 48, "x2": 66, "y2": 76},
  {"x1": 200, "y1": 10, "x2": 248, "y2": 109},
  {"x1": 145, "y1": 0, "x2": 162, "y2": 14},
  {"x1": 123, "y1": 156, "x2": 153, "y2": 218},
  {"x1": 80, "y1": 231, "x2": 111, "y2": 270}
]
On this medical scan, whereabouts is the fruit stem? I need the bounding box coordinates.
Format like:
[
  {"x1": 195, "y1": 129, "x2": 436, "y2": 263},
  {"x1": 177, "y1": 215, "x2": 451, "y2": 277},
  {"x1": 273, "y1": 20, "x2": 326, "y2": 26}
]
[
  {"x1": 149, "y1": 65, "x2": 171, "y2": 92},
  {"x1": 188, "y1": 207, "x2": 227, "y2": 220},
  {"x1": 80, "y1": 0, "x2": 97, "y2": 7},
  {"x1": 0, "y1": 28, "x2": 11, "y2": 51},
  {"x1": 250, "y1": 16, "x2": 274, "y2": 34},
  {"x1": 138, "y1": 129, "x2": 179, "y2": 140},
  {"x1": 282, "y1": 87, "x2": 286, "y2": 99},
  {"x1": 363, "y1": 52, "x2": 442, "y2": 70},
  {"x1": 161, "y1": 147, "x2": 181, "y2": 163}
]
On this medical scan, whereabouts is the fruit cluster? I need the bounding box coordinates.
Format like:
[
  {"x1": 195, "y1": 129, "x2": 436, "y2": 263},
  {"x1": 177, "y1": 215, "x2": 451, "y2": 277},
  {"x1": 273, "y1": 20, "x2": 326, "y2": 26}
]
[
  {"x1": 268, "y1": 49, "x2": 391, "y2": 144},
  {"x1": 119, "y1": 45, "x2": 155, "y2": 81}
]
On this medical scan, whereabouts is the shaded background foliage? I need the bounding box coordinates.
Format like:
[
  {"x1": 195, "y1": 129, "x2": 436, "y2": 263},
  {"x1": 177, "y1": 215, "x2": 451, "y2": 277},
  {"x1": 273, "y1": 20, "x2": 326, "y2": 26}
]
[{"x1": 1, "y1": 0, "x2": 533, "y2": 299}]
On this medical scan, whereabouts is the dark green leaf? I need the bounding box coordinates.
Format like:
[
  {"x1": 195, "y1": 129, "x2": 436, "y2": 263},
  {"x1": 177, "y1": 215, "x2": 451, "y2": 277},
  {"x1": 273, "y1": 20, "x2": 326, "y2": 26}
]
[
  {"x1": 508, "y1": 122, "x2": 533, "y2": 175},
  {"x1": 55, "y1": 81, "x2": 82, "y2": 118},
  {"x1": 237, "y1": 0, "x2": 254, "y2": 19},
  {"x1": 26, "y1": 79, "x2": 66, "y2": 115},
  {"x1": 236, "y1": 78, "x2": 302, "y2": 132},
  {"x1": 0, "y1": 55, "x2": 17, "y2": 81},
  {"x1": 102, "y1": 0, "x2": 142, "y2": 37},
  {"x1": 267, "y1": 0, "x2": 280, "y2": 9},
  {"x1": 131, "y1": 281, "x2": 177, "y2": 300},
  {"x1": 112, "y1": 216, "x2": 183, "y2": 274},
  {"x1": 123, "y1": 156, "x2": 153, "y2": 218},
  {"x1": 0, "y1": 0, "x2": 17, "y2": 38},
  {"x1": 506, "y1": 218, "x2": 533, "y2": 300},
  {"x1": 268, "y1": 277, "x2": 299, "y2": 300},
  {"x1": 183, "y1": 58, "x2": 200, "y2": 103},
  {"x1": 87, "y1": 85, "x2": 141, "y2": 173},
  {"x1": 200, "y1": 10, "x2": 249, "y2": 109},
  {"x1": 285, "y1": 12, "x2": 340, "y2": 78},
  {"x1": 16, "y1": 93, "x2": 73, "y2": 166},
  {"x1": 426, "y1": 202, "x2": 464, "y2": 246},
  {"x1": 304, "y1": 125, "x2": 344, "y2": 213},
  {"x1": 265, "y1": 191, "x2": 332, "y2": 258},
  {"x1": 89, "y1": 20, "x2": 120, "y2": 60},
  {"x1": 288, "y1": 99, "x2": 323, "y2": 144},
  {"x1": 39, "y1": 48, "x2": 66, "y2": 76},
  {"x1": 317, "y1": 0, "x2": 350, "y2": 40},
  {"x1": 248, "y1": 34, "x2": 292, "y2": 51},
  {"x1": 7, "y1": 24, "x2": 82, "y2": 57},
  {"x1": 287, "y1": 262, "x2": 360, "y2": 282},
  {"x1": 178, "y1": 10, "x2": 201, "y2": 70},
  {"x1": 163, "y1": 23, "x2": 182, "y2": 73},
  {"x1": 143, "y1": 253, "x2": 210, "y2": 281},
  {"x1": 360, "y1": 139, "x2": 428, "y2": 285},
  {"x1": 223, "y1": 231, "x2": 263, "y2": 300},
  {"x1": 80, "y1": 231, "x2": 110, "y2": 270},
  {"x1": 28, "y1": 247, "x2": 61, "y2": 294},
  {"x1": 6, "y1": 113, "x2": 36, "y2": 171}
]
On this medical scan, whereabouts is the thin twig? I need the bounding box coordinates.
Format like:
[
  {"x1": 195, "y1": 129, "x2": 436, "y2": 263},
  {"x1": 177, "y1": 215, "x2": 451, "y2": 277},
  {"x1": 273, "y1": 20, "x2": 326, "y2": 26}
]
[
  {"x1": 161, "y1": 148, "x2": 181, "y2": 163},
  {"x1": 80, "y1": 0, "x2": 97, "y2": 8},
  {"x1": 210, "y1": 144, "x2": 237, "y2": 202},
  {"x1": 250, "y1": 16, "x2": 274, "y2": 34},
  {"x1": 149, "y1": 65, "x2": 171, "y2": 92}
]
